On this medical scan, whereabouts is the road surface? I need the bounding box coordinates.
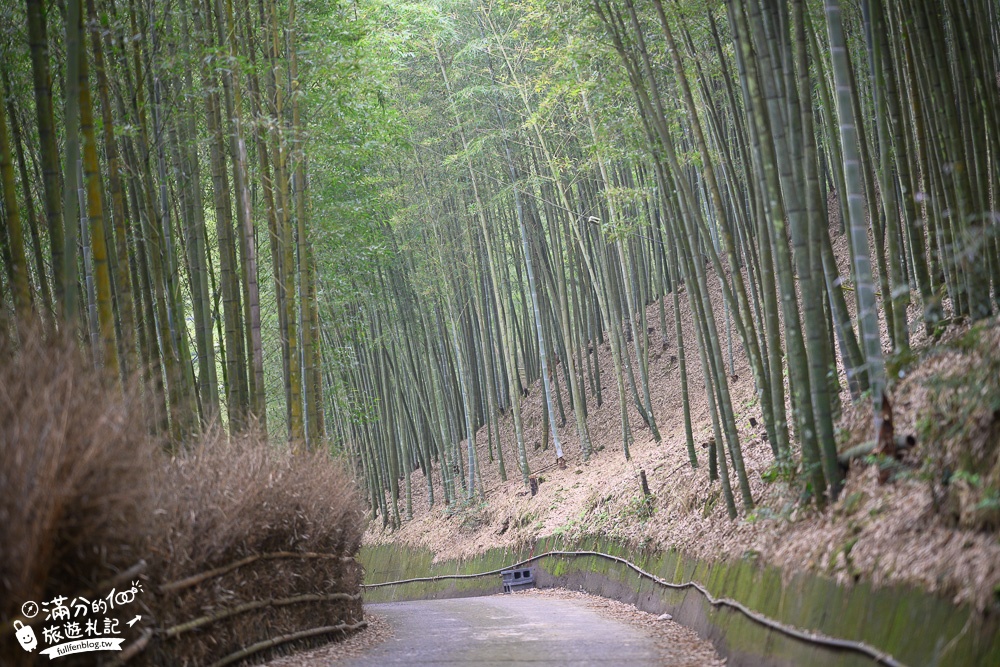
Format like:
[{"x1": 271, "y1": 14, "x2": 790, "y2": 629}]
[{"x1": 340, "y1": 595, "x2": 667, "y2": 666}]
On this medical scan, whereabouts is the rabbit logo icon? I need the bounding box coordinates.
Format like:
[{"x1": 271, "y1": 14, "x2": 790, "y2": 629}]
[{"x1": 14, "y1": 620, "x2": 37, "y2": 652}]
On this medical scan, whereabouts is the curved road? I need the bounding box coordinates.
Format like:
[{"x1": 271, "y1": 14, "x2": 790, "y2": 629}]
[{"x1": 341, "y1": 596, "x2": 666, "y2": 666}]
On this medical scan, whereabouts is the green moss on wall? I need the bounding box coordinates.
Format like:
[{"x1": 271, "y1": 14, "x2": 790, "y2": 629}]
[{"x1": 358, "y1": 539, "x2": 999, "y2": 666}]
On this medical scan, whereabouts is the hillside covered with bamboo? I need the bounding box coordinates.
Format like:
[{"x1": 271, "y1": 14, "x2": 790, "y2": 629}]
[{"x1": 1, "y1": 0, "x2": 1000, "y2": 662}]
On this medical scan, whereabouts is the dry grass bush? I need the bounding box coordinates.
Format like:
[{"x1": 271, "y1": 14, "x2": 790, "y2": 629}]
[
  {"x1": 145, "y1": 430, "x2": 366, "y2": 665},
  {"x1": 151, "y1": 428, "x2": 365, "y2": 576},
  {"x1": 0, "y1": 332, "x2": 156, "y2": 666},
  {"x1": 0, "y1": 332, "x2": 367, "y2": 666}
]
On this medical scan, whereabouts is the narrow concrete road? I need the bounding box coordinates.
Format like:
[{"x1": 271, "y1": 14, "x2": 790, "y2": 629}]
[{"x1": 340, "y1": 596, "x2": 666, "y2": 666}]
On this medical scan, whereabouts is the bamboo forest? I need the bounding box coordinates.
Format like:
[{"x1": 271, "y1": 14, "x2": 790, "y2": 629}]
[{"x1": 2, "y1": 0, "x2": 1000, "y2": 665}]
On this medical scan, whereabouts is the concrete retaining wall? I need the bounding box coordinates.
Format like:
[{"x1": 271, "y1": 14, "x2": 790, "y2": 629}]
[{"x1": 360, "y1": 536, "x2": 1000, "y2": 667}]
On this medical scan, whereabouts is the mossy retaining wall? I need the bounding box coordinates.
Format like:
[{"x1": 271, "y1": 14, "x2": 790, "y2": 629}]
[{"x1": 360, "y1": 537, "x2": 1000, "y2": 667}]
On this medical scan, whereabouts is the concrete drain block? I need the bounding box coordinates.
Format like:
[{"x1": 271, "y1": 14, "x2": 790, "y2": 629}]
[{"x1": 501, "y1": 567, "x2": 536, "y2": 593}]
